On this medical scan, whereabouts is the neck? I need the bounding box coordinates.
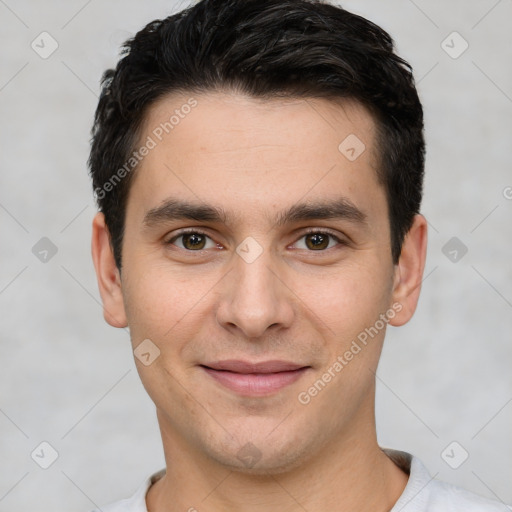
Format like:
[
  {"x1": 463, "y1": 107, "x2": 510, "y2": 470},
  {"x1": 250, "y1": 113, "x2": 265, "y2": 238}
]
[{"x1": 147, "y1": 392, "x2": 408, "y2": 512}]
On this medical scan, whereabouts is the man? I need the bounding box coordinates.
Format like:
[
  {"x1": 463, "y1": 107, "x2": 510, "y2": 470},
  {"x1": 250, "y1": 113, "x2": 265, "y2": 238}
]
[{"x1": 88, "y1": 0, "x2": 508, "y2": 510}]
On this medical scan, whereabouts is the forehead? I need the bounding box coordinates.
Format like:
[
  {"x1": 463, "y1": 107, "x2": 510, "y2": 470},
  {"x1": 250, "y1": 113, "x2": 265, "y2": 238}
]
[
  {"x1": 140, "y1": 91, "x2": 377, "y2": 154},
  {"x1": 126, "y1": 91, "x2": 385, "y2": 226}
]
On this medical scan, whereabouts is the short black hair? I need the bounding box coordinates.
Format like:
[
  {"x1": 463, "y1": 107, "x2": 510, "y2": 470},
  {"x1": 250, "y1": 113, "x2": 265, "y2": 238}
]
[{"x1": 88, "y1": 0, "x2": 425, "y2": 270}]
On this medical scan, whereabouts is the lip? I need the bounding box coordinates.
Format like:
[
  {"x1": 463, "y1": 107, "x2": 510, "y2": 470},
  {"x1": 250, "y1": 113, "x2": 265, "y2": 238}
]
[{"x1": 200, "y1": 360, "x2": 310, "y2": 396}]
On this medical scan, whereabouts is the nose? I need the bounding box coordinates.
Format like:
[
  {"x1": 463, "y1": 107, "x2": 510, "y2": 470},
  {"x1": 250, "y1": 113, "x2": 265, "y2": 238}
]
[{"x1": 215, "y1": 245, "x2": 295, "y2": 339}]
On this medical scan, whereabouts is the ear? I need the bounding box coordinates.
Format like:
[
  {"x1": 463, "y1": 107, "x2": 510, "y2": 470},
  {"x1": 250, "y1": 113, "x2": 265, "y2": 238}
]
[
  {"x1": 91, "y1": 212, "x2": 128, "y2": 328},
  {"x1": 389, "y1": 214, "x2": 428, "y2": 327}
]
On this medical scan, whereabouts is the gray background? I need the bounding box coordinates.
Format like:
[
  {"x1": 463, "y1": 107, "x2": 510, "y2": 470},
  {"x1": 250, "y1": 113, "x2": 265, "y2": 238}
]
[{"x1": 0, "y1": 0, "x2": 511, "y2": 510}]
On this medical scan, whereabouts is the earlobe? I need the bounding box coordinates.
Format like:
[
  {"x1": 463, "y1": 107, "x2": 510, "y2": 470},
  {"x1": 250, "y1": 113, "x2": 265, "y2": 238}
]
[
  {"x1": 389, "y1": 214, "x2": 428, "y2": 327},
  {"x1": 91, "y1": 212, "x2": 128, "y2": 328}
]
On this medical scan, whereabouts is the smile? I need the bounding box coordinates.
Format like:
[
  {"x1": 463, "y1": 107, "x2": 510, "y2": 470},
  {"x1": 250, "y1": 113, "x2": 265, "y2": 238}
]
[{"x1": 200, "y1": 360, "x2": 310, "y2": 396}]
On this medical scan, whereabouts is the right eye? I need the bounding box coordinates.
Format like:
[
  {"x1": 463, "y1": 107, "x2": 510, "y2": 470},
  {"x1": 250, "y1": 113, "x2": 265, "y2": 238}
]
[{"x1": 165, "y1": 229, "x2": 219, "y2": 251}]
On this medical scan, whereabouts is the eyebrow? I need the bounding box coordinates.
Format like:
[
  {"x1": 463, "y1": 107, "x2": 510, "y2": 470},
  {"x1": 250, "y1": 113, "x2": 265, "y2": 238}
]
[
  {"x1": 143, "y1": 199, "x2": 229, "y2": 227},
  {"x1": 142, "y1": 197, "x2": 367, "y2": 229},
  {"x1": 274, "y1": 199, "x2": 367, "y2": 227}
]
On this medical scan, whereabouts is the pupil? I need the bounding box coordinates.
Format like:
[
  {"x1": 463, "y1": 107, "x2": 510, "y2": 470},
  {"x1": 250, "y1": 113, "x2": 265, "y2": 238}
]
[
  {"x1": 185, "y1": 233, "x2": 205, "y2": 249},
  {"x1": 308, "y1": 233, "x2": 328, "y2": 250}
]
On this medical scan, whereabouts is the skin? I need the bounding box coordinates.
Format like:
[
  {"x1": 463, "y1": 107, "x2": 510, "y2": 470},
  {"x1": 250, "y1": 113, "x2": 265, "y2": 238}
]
[{"x1": 92, "y1": 91, "x2": 427, "y2": 511}]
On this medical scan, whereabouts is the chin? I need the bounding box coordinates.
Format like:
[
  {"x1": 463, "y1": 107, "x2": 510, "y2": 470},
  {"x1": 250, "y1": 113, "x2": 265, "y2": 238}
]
[{"x1": 203, "y1": 429, "x2": 316, "y2": 476}]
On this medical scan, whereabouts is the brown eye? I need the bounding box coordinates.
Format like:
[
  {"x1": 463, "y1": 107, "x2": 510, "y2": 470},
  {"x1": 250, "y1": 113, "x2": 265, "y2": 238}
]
[
  {"x1": 305, "y1": 232, "x2": 330, "y2": 250},
  {"x1": 167, "y1": 230, "x2": 217, "y2": 251},
  {"x1": 182, "y1": 233, "x2": 206, "y2": 250},
  {"x1": 293, "y1": 230, "x2": 345, "y2": 251}
]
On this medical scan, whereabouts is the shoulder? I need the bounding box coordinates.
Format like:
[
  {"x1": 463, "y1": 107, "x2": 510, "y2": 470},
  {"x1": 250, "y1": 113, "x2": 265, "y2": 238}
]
[
  {"x1": 90, "y1": 469, "x2": 165, "y2": 512},
  {"x1": 385, "y1": 449, "x2": 510, "y2": 512},
  {"x1": 90, "y1": 495, "x2": 144, "y2": 512},
  {"x1": 425, "y1": 479, "x2": 510, "y2": 511},
  {"x1": 90, "y1": 496, "x2": 136, "y2": 512}
]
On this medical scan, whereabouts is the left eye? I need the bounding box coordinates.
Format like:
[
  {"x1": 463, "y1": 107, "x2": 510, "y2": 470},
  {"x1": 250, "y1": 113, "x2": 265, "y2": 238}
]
[
  {"x1": 293, "y1": 232, "x2": 342, "y2": 251},
  {"x1": 169, "y1": 231, "x2": 217, "y2": 251}
]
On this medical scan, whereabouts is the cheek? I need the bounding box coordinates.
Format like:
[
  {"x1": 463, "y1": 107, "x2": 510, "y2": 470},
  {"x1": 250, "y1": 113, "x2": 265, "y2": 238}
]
[
  {"x1": 301, "y1": 260, "x2": 393, "y2": 332},
  {"x1": 122, "y1": 263, "x2": 202, "y2": 347},
  {"x1": 298, "y1": 265, "x2": 393, "y2": 400}
]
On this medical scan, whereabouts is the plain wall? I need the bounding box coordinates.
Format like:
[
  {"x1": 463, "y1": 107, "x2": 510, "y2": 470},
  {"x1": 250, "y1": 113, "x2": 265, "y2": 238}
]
[{"x1": 0, "y1": 0, "x2": 511, "y2": 509}]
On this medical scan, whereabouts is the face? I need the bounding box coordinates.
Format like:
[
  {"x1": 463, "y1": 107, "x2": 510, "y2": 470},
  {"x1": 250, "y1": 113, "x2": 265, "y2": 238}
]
[{"x1": 92, "y1": 91, "x2": 426, "y2": 474}]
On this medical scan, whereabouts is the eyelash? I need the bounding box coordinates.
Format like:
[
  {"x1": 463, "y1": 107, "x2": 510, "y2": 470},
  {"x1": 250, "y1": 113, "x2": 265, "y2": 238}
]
[{"x1": 165, "y1": 228, "x2": 347, "y2": 252}]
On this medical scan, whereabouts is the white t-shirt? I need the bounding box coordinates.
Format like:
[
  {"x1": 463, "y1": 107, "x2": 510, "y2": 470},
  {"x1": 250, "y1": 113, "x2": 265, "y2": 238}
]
[{"x1": 93, "y1": 449, "x2": 510, "y2": 511}]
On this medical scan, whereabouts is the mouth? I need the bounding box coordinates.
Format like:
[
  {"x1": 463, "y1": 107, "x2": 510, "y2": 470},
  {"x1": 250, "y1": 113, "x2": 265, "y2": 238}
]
[{"x1": 200, "y1": 360, "x2": 311, "y2": 396}]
